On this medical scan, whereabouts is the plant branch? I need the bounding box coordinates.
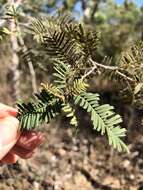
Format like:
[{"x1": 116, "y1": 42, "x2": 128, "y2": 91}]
[
  {"x1": 115, "y1": 70, "x2": 134, "y2": 82},
  {"x1": 82, "y1": 64, "x2": 97, "y2": 80},
  {"x1": 82, "y1": 58, "x2": 135, "y2": 82}
]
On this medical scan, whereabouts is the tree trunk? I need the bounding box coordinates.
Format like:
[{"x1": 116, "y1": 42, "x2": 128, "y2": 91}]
[
  {"x1": 18, "y1": 36, "x2": 37, "y2": 93},
  {"x1": 7, "y1": 0, "x2": 22, "y2": 103}
]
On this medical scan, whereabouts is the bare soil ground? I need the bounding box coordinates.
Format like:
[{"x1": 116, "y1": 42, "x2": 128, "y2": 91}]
[{"x1": 0, "y1": 119, "x2": 143, "y2": 190}]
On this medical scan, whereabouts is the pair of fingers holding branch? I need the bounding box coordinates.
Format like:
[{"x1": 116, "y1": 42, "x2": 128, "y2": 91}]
[{"x1": 0, "y1": 103, "x2": 45, "y2": 164}]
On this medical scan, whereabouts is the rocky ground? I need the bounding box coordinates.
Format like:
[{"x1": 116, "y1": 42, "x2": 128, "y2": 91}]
[{"x1": 0, "y1": 119, "x2": 143, "y2": 190}]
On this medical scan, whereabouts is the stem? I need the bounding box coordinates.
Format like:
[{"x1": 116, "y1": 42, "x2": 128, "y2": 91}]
[
  {"x1": 82, "y1": 58, "x2": 135, "y2": 82},
  {"x1": 82, "y1": 64, "x2": 97, "y2": 80},
  {"x1": 116, "y1": 70, "x2": 134, "y2": 82},
  {"x1": 90, "y1": 59, "x2": 118, "y2": 70}
]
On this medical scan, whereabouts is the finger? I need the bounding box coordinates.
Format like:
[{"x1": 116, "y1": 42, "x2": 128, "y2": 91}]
[
  {"x1": 10, "y1": 145, "x2": 36, "y2": 159},
  {"x1": 0, "y1": 116, "x2": 20, "y2": 144},
  {"x1": 7, "y1": 108, "x2": 17, "y2": 117},
  {"x1": 0, "y1": 116, "x2": 20, "y2": 160},
  {"x1": 0, "y1": 103, "x2": 17, "y2": 118},
  {"x1": 0, "y1": 153, "x2": 18, "y2": 164},
  {"x1": 16, "y1": 131, "x2": 45, "y2": 150}
]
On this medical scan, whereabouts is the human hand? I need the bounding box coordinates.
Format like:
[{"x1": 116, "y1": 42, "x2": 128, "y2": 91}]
[{"x1": 0, "y1": 103, "x2": 45, "y2": 164}]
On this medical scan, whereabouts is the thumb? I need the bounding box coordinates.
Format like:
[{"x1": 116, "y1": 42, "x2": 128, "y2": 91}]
[
  {"x1": 0, "y1": 116, "x2": 20, "y2": 160},
  {"x1": 0, "y1": 103, "x2": 17, "y2": 119}
]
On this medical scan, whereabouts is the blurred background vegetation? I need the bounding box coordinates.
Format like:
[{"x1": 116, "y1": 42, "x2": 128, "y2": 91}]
[{"x1": 0, "y1": 0, "x2": 143, "y2": 104}]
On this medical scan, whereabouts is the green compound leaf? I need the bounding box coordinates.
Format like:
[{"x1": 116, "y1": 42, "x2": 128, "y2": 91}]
[
  {"x1": 74, "y1": 92, "x2": 129, "y2": 152},
  {"x1": 17, "y1": 90, "x2": 62, "y2": 130}
]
